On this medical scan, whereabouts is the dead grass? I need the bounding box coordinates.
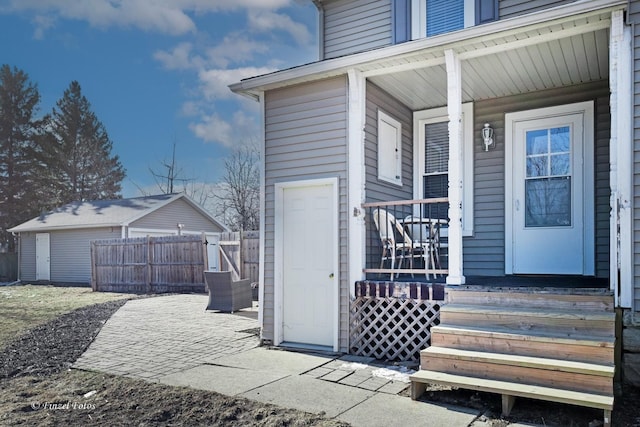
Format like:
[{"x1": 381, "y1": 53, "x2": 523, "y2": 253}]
[{"x1": 0, "y1": 284, "x2": 131, "y2": 348}]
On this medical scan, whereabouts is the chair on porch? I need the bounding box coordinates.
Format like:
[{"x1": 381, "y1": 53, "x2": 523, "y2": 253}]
[
  {"x1": 403, "y1": 215, "x2": 440, "y2": 279},
  {"x1": 372, "y1": 209, "x2": 427, "y2": 280}
]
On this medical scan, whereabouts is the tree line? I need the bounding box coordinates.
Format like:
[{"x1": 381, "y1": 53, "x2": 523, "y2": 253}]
[{"x1": 0, "y1": 65, "x2": 124, "y2": 251}]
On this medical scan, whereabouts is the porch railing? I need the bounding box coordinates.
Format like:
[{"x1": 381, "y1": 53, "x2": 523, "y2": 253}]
[{"x1": 362, "y1": 198, "x2": 449, "y2": 281}]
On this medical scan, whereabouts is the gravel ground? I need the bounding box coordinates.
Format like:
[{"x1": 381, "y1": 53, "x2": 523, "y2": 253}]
[{"x1": 0, "y1": 300, "x2": 348, "y2": 426}]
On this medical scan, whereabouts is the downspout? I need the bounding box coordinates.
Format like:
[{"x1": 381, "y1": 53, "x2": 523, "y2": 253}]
[
  {"x1": 15, "y1": 233, "x2": 20, "y2": 281},
  {"x1": 312, "y1": 0, "x2": 325, "y2": 60}
]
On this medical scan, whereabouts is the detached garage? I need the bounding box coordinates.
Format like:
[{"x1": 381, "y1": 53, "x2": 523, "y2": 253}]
[{"x1": 9, "y1": 193, "x2": 228, "y2": 285}]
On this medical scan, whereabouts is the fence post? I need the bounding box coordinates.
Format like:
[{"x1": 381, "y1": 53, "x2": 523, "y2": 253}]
[
  {"x1": 90, "y1": 241, "x2": 97, "y2": 291},
  {"x1": 146, "y1": 236, "x2": 152, "y2": 294},
  {"x1": 201, "y1": 232, "x2": 208, "y2": 271}
]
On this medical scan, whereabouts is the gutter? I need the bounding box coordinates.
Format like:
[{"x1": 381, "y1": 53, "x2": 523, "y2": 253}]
[
  {"x1": 229, "y1": 0, "x2": 625, "y2": 95},
  {"x1": 8, "y1": 223, "x2": 124, "y2": 233}
]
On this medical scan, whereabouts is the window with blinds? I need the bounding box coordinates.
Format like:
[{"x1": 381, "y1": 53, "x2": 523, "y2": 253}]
[
  {"x1": 424, "y1": 121, "x2": 449, "y2": 198},
  {"x1": 406, "y1": 0, "x2": 497, "y2": 41},
  {"x1": 426, "y1": 0, "x2": 464, "y2": 37}
]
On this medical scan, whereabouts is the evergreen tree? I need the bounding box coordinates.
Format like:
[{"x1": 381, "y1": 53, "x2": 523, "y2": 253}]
[
  {"x1": 44, "y1": 81, "x2": 125, "y2": 204},
  {"x1": 0, "y1": 65, "x2": 42, "y2": 251}
]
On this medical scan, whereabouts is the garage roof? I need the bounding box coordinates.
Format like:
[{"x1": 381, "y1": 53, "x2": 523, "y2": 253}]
[{"x1": 8, "y1": 193, "x2": 228, "y2": 233}]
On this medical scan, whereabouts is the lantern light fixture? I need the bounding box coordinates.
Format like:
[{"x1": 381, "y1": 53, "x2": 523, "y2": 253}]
[{"x1": 482, "y1": 123, "x2": 494, "y2": 151}]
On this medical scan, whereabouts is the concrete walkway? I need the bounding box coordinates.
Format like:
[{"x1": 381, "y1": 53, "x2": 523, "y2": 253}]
[{"x1": 74, "y1": 295, "x2": 510, "y2": 427}]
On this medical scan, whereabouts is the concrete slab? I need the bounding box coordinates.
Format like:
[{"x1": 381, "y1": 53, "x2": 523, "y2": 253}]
[
  {"x1": 241, "y1": 374, "x2": 375, "y2": 418},
  {"x1": 337, "y1": 392, "x2": 480, "y2": 427},
  {"x1": 208, "y1": 347, "x2": 333, "y2": 375},
  {"x1": 158, "y1": 364, "x2": 287, "y2": 396}
]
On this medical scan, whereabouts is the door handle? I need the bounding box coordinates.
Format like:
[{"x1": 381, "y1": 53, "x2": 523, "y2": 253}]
[
  {"x1": 329, "y1": 273, "x2": 334, "y2": 279},
  {"x1": 515, "y1": 199, "x2": 520, "y2": 211}
]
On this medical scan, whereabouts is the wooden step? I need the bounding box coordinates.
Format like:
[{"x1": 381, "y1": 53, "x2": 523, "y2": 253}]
[
  {"x1": 447, "y1": 288, "x2": 614, "y2": 311},
  {"x1": 410, "y1": 370, "x2": 613, "y2": 425},
  {"x1": 431, "y1": 325, "x2": 615, "y2": 364},
  {"x1": 440, "y1": 304, "x2": 615, "y2": 337},
  {"x1": 421, "y1": 346, "x2": 614, "y2": 395}
]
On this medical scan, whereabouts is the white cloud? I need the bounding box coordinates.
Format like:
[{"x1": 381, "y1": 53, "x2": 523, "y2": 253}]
[
  {"x1": 189, "y1": 113, "x2": 232, "y2": 145},
  {"x1": 154, "y1": 42, "x2": 205, "y2": 70},
  {"x1": 198, "y1": 66, "x2": 275, "y2": 100},
  {"x1": 189, "y1": 110, "x2": 259, "y2": 147},
  {"x1": 206, "y1": 34, "x2": 269, "y2": 68},
  {"x1": 248, "y1": 9, "x2": 311, "y2": 45},
  {"x1": 1, "y1": 0, "x2": 296, "y2": 35}
]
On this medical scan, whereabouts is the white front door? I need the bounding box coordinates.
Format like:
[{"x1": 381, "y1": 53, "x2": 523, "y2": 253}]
[
  {"x1": 278, "y1": 179, "x2": 337, "y2": 348},
  {"x1": 36, "y1": 233, "x2": 50, "y2": 281},
  {"x1": 506, "y1": 102, "x2": 594, "y2": 275}
]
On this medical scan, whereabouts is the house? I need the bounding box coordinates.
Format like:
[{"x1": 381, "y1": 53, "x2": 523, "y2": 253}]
[
  {"x1": 230, "y1": 0, "x2": 637, "y2": 423},
  {"x1": 9, "y1": 193, "x2": 228, "y2": 285}
]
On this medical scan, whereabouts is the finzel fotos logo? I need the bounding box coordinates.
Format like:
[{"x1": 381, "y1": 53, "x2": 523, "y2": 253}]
[{"x1": 31, "y1": 401, "x2": 97, "y2": 411}]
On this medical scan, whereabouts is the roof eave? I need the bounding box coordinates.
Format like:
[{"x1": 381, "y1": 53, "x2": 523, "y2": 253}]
[
  {"x1": 8, "y1": 223, "x2": 124, "y2": 233},
  {"x1": 229, "y1": 0, "x2": 625, "y2": 95}
]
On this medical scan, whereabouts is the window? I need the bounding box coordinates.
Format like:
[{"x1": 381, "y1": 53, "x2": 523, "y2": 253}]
[
  {"x1": 414, "y1": 103, "x2": 474, "y2": 235},
  {"x1": 378, "y1": 110, "x2": 403, "y2": 186},
  {"x1": 408, "y1": 0, "x2": 497, "y2": 40}
]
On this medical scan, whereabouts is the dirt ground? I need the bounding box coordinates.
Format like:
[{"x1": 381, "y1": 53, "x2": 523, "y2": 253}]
[{"x1": 1, "y1": 294, "x2": 639, "y2": 426}]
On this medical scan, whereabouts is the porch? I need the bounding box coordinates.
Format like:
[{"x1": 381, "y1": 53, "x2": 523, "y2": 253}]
[{"x1": 345, "y1": 4, "x2": 632, "y2": 308}]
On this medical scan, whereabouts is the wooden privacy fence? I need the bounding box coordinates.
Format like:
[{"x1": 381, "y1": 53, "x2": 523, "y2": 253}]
[
  {"x1": 91, "y1": 235, "x2": 207, "y2": 293},
  {"x1": 219, "y1": 231, "x2": 259, "y2": 285}
]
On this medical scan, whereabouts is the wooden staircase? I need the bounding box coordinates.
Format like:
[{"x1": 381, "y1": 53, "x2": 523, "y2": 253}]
[{"x1": 410, "y1": 287, "x2": 616, "y2": 426}]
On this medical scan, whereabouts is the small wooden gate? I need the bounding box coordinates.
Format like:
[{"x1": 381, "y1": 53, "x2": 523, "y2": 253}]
[{"x1": 218, "y1": 231, "x2": 259, "y2": 284}]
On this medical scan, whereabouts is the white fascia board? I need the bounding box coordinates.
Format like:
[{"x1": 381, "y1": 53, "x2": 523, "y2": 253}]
[
  {"x1": 229, "y1": 0, "x2": 625, "y2": 96},
  {"x1": 9, "y1": 223, "x2": 123, "y2": 233}
]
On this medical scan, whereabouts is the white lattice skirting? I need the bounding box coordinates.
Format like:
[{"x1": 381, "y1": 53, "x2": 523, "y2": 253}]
[{"x1": 349, "y1": 281, "x2": 445, "y2": 362}]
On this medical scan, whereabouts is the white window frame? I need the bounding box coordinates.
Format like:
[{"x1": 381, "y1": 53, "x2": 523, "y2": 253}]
[
  {"x1": 411, "y1": 0, "x2": 475, "y2": 40},
  {"x1": 377, "y1": 109, "x2": 403, "y2": 186},
  {"x1": 413, "y1": 103, "x2": 474, "y2": 236}
]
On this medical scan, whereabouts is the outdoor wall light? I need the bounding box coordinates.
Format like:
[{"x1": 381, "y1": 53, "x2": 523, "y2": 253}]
[{"x1": 482, "y1": 123, "x2": 494, "y2": 151}]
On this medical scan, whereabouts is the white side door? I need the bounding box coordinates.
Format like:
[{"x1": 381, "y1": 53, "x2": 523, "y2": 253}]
[
  {"x1": 277, "y1": 179, "x2": 337, "y2": 349},
  {"x1": 506, "y1": 103, "x2": 594, "y2": 275},
  {"x1": 35, "y1": 233, "x2": 50, "y2": 281}
]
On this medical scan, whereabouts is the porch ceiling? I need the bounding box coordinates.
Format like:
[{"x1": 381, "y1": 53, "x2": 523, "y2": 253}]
[{"x1": 367, "y1": 17, "x2": 611, "y2": 111}]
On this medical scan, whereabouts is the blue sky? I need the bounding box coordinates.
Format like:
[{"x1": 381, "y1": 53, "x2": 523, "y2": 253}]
[{"x1": 0, "y1": 0, "x2": 317, "y2": 198}]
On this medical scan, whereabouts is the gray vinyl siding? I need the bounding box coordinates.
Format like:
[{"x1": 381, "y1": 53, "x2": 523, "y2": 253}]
[
  {"x1": 263, "y1": 76, "x2": 349, "y2": 349},
  {"x1": 364, "y1": 83, "x2": 413, "y2": 269},
  {"x1": 365, "y1": 82, "x2": 413, "y2": 203},
  {"x1": 498, "y1": 0, "x2": 576, "y2": 19},
  {"x1": 467, "y1": 80, "x2": 610, "y2": 277},
  {"x1": 18, "y1": 227, "x2": 120, "y2": 284},
  {"x1": 323, "y1": 0, "x2": 392, "y2": 60},
  {"x1": 130, "y1": 199, "x2": 223, "y2": 233},
  {"x1": 630, "y1": 1, "x2": 640, "y2": 312},
  {"x1": 50, "y1": 228, "x2": 120, "y2": 284},
  {"x1": 18, "y1": 233, "x2": 36, "y2": 281}
]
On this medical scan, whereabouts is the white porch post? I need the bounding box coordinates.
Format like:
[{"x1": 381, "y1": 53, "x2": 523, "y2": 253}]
[
  {"x1": 257, "y1": 92, "x2": 267, "y2": 330},
  {"x1": 609, "y1": 10, "x2": 633, "y2": 308},
  {"x1": 347, "y1": 69, "x2": 367, "y2": 295},
  {"x1": 444, "y1": 49, "x2": 465, "y2": 285}
]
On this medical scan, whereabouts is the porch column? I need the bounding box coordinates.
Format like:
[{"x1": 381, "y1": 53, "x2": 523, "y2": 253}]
[
  {"x1": 609, "y1": 10, "x2": 633, "y2": 308},
  {"x1": 347, "y1": 69, "x2": 367, "y2": 295},
  {"x1": 444, "y1": 49, "x2": 465, "y2": 285}
]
